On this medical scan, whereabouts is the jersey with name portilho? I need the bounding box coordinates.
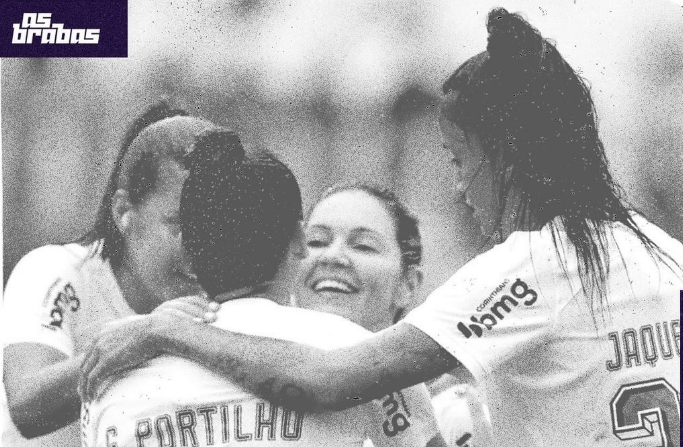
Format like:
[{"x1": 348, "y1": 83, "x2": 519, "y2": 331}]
[
  {"x1": 83, "y1": 298, "x2": 439, "y2": 447},
  {"x1": 403, "y1": 214, "x2": 681, "y2": 446}
]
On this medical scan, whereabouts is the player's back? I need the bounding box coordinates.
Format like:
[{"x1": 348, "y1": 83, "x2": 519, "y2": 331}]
[
  {"x1": 83, "y1": 298, "x2": 438, "y2": 447},
  {"x1": 487, "y1": 216, "x2": 681, "y2": 446}
]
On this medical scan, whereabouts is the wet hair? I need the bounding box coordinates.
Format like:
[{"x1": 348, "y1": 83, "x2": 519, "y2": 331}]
[
  {"x1": 441, "y1": 8, "x2": 674, "y2": 319},
  {"x1": 181, "y1": 129, "x2": 303, "y2": 298},
  {"x1": 77, "y1": 101, "x2": 216, "y2": 268},
  {"x1": 310, "y1": 182, "x2": 422, "y2": 270}
]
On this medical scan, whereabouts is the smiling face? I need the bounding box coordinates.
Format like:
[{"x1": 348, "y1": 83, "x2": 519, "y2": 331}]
[
  {"x1": 294, "y1": 190, "x2": 407, "y2": 332},
  {"x1": 439, "y1": 107, "x2": 498, "y2": 238},
  {"x1": 124, "y1": 159, "x2": 203, "y2": 310}
]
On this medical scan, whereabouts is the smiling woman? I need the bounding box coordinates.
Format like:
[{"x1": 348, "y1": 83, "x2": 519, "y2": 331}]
[{"x1": 294, "y1": 183, "x2": 422, "y2": 332}]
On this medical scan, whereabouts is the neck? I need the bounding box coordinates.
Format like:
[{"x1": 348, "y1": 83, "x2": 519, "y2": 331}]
[
  {"x1": 497, "y1": 187, "x2": 542, "y2": 241},
  {"x1": 262, "y1": 266, "x2": 292, "y2": 306},
  {"x1": 111, "y1": 257, "x2": 156, "y2": 314},
  {"x1": 213, "y1": 259, "x2": 292, "y2": 306}
]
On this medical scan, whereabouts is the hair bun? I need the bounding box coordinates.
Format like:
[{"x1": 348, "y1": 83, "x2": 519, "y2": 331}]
[
  {"x1": 486, "y1": 8, "x2": 543, "y2": 64},
  {"x1": 186, "y1": 128, "x2": 245, "y2": 173}
]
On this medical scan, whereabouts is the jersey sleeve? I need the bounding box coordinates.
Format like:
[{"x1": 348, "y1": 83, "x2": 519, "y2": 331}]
[
  {"x1": 365, "y1": 384, "x2": 440, "y2": 447},
  {"x1": 402, "y1": 236, "x2": 559, "y2": 382},
  {"x1": 2, "y1": 245, "x2": 81, "y2": 356}
]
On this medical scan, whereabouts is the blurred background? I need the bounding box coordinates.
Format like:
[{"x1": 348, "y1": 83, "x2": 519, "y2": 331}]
[{"x1": 3, "y1": 0, "x2": 683, "y2": 307}]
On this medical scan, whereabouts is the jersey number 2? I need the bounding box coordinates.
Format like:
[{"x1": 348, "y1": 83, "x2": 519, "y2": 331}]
[{"x1": 610, "y1": 378, "x2": 680, "y2": 446}]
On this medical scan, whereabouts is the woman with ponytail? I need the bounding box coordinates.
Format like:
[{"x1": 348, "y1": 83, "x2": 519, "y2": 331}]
[
  {"x1": 81, "y1": 9, "x2": 682, "y2": 446},
  {"x1": 3, "y1": 101, "x2": 213, "y2": 446}
]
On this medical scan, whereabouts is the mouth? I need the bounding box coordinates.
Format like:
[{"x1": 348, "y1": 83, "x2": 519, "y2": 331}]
[{"x1": 312, "y1": 279, "x2": 358, "y2": 294}]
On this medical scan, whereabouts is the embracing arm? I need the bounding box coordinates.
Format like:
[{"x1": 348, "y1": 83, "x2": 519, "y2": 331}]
[
  {"x1": 165, "y1": 321, "x2": 460, "y2": 410},
  {"x1": 4, "y1": 344, "x2": 84, "y2": 438},
  {"x1": 80, "y1": 314, "x2": 461, "y2": 412}
]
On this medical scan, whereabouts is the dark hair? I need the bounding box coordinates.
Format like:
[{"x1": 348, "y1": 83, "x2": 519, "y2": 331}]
[
  {"x1": 441, "y1": 8, "x2": 671, "y2": 319},
  {"x1": 77, "y1": 101, "x2": 215, "y2": 268},
  {"x1": 181, "y1": 129, "x2": 303, "y2": 298},
  {"x1": 311, "y1": 182, "x2": 422, "y2": 270}
]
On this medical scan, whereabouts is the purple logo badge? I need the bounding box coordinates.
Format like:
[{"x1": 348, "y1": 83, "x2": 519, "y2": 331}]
[{"x1": 0, "y1": 1, "x2": 127, "y2": 57}]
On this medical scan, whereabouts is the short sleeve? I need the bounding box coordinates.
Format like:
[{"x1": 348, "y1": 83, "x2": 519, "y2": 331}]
[
  {"x1": 365, "y1": 384, "x2": 440, "y2": 447},
  {"x1": 2, "y1": 245, "x2": 80, "y2": 356},
  {"x1": 402, "y1": 236, "x2": 557, "y2": 382}
]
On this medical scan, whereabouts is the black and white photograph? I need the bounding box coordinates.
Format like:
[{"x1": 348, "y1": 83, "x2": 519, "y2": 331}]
[{"x1": 2, "y1": 0, "x2": 682, "y2": 446}]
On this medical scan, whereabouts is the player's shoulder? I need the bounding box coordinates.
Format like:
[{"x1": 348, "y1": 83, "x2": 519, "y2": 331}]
[
  {"x1": 19, "y1": 242, "x2": 91, "y2": 264},
  {"x1": 10, "y1": 242, "x2": 94, "y2": 277},
  {"x1": 621, "y1": 213, "x2": 683, "y2": 253},
  {"x1": 441, "y1": 230, "x2": 539, "y2": 292},
  {"x1": 281, "y1": 305, "x2": 371, "y2": 337},
  {"x1": 216, "y1": 298, "x2": 371, "y2": 347}
]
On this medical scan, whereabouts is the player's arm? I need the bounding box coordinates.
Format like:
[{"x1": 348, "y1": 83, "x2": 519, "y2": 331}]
[
  {"x1": 164, "y1": 321, "x2": 462, "y2": 411},
  {"x1": 2, "y1": 246, "x2": 84, "y2": 437},
  {"x1": 81, "y1": 315, "x2": 462, "y2": 412},
  {"x1": 4, "y1": 345, "x2": 84, "y2": 438}
]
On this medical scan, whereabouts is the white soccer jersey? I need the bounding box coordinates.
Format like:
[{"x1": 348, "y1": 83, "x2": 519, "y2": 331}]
[
  {"x1": 2, "y1": 243, "x2": 134, "y2": 447},
  {"x1": 404, "y1": 215, "x2": 682, "y2": 446},
  {"x1": 83, "y1": 298, "x2": 439, "y2": 447}
]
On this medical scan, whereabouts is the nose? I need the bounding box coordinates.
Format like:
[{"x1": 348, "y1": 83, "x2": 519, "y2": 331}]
[
  {"x1": 177, "y1": 246, "x2": 198, "y2": 279},
  {"x1": 317, "y1": 240, "x2": 351, "y2": 267},
  {"x1": 454, "y1": 180, "x2": 470, "y2": 204},
  {"x1": 455, "y1": 179, "x2": 467, "y2": 197}
]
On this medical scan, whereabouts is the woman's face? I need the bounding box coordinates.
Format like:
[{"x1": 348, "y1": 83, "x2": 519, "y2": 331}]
[
  {"x1": 295, "y1": 190, "x2": 408, "y2": 332},
  {"x1": 124, "y1": 160, "x2": 204, "y2": 309},
  {"x1": 439, "y1": 109, "x2": 498, "y2": 239}
]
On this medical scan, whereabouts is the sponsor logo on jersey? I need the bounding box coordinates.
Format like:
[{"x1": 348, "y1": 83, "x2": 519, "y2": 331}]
[
  {"x1": 380, "y1": 391, "x2": 411, "y2": 437},
  {"x1": 457, "y1": 278, "x2": 538, "y2": 338},
  {"x1": 476, "y1": 279, "x2": 510, "y2": 312},
  {"x1": 44, "y1": 282, "x2": 81, "y2": 329}
]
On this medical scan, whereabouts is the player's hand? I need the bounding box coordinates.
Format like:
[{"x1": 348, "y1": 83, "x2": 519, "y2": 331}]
[
  {"x1": 153, "y1": 294, "x2": 219, "y2": 323},
  {"x1": 78, "y1": 313, "x2": 174, "y2": 402}
]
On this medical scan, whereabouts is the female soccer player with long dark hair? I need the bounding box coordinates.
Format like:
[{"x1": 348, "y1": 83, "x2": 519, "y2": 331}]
[
  {"x1": 81, "y1": 9, "x2": 682, "y2": 446},
  {"x1": 2, "y1": 102, "x2": 213, "y2": 446}
]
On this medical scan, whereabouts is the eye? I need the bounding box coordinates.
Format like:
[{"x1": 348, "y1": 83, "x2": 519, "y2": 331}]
[
  {"x1": 304, "y1": 226, "x2": 332, "y2": 249},
  {"x1": 164, "y1": 213, "x2": 181, "y2": 225},
  {"x1": 450, "y1": 157, "x2": 462, "y2": 168},
  {"x1": 306, "y1": 237, "x2": 328, "y2": 248},
  {"x1": 351, "y1": 236, "x2": 381, "y2": 253},
  {"x1": 353, "y1": 244, "x2": 377, "y2": 253}
]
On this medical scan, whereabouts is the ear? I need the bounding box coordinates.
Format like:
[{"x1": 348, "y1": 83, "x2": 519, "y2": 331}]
[
  {"x1": 289, "y1": 221, "x2": 308, "y2": 260},
  {"x1": 397, "y1": 267, "x2": 423, "y2": 309},
  {"x1": 111, "y1": 189, "x2": 134, "y2": 235}
]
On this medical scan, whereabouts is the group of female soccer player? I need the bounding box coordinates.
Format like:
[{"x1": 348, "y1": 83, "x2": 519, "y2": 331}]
[{"x1": 4, "y1": 8, "x2": 681, "y2": 447}]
